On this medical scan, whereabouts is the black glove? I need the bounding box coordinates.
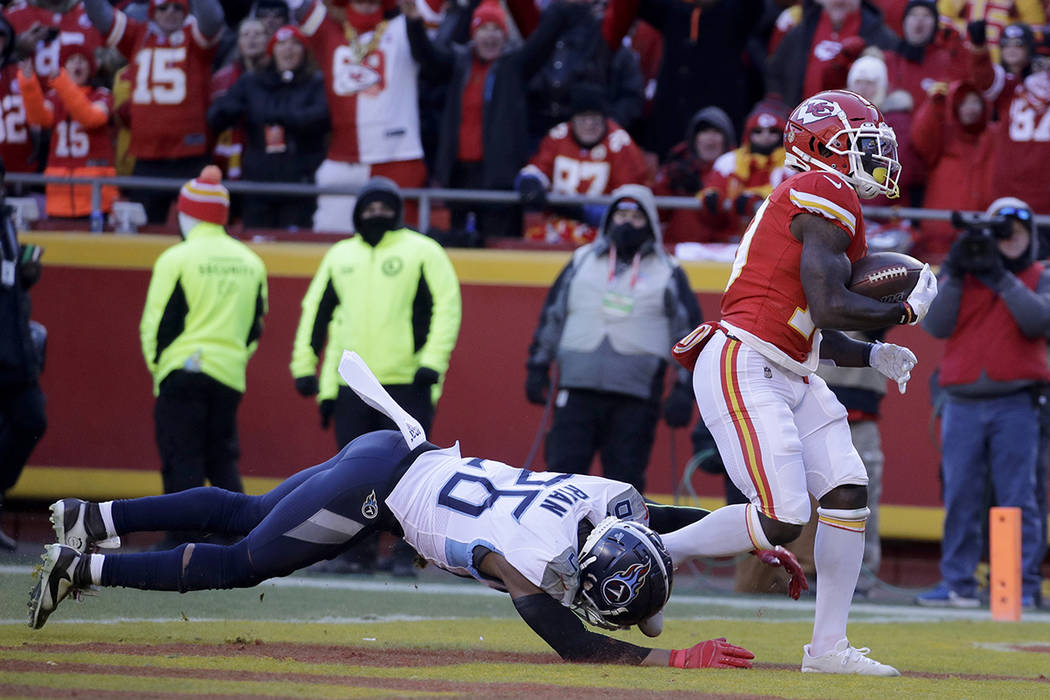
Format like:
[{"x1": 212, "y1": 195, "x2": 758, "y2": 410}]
[
  {"x1": 663, "y1": 382, "x2": 694, "y2": 427},
  {"x1": 319, "y1": 399, "x2": 336, "y2": 429},
  {"x1": 517, "y1": 176, "x2": 548, "y2": 211},
  {"x1": 734, "y1": 193, "x2": 761, "y2": 218},
  {"x1": 976, "y1": 251, "x2": 1006, "y2": 288},
  {"x1": 294, "y1": 375, "x2": 319, "y2": 397},
  {"x1": 702, "y1": 189, "x2": 721, "y2": 216},
  {"x1": 967, "y1": 19, "x2": 986, "y2": 47},
  {"x1": 943, "y1": 237, "x2": 969, "y2": 278},
  {"x1": 413, "y1": 366, "x2": 440, "y2": 387},
  {"x1": 525, "y1": 365, "x2": 550, "y2": 405}
]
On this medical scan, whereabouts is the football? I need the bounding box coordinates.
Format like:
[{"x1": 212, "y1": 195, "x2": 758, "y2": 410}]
[{"x1": 847, "y1": 252, "x2": 924, "y2": 303}]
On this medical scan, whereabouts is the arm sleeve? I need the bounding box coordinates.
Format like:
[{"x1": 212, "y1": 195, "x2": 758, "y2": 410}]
[
  {"x1": 405, "y1": 14, "x2": 455, "y2": 79},
  {"x1": 206, "y1": 78, "x2": 247, "y2": 133},
  {"x1": 667, "y1": 265, "x2": 702, "y2": 385},
  {"x1": 527, "y1": 261, "x2": 575, "y2": 367},
  {"x1": 418, "y1": 244, "x2": 462, "y2": 376},
  {"x1": 998, "y1": 270, "x2": 1050, "y2": 338},
  {"x1": 140, "y1": 250, "x2": 181, "y2": 377},
  {"x1": 52, "y1": 71, "x2": 108, "y2": 129},
  {"x1": 283, "y1": 78, "x2": 330, "y2": 132},
  {"x1": 645, "y1": 501, "x2": 710, "y2": 533},
  {"x1": 189, "y1": 0, "x2": 225, "y2": 39},
  {"x1": 82, "y1": 0, "x2": 116, "y2": 37},
  {"x1": 290, "y1": 251, "x2": 341, "y2": 379},
  {"x1": 910, "y1": 93, "x2": 945, "y2": 168},
  {"x1": 246, "y1": 268, "x2": 268, "y2": 353},
  {"x1": 512, "y1": 593, "x2": 651, "y2": 664},
  {"x1": 920, "y1": 274, "x2": 963, "y2": 338},
  {"x1": 16, "y1": 71, "x2": 54, "y2": 128}
]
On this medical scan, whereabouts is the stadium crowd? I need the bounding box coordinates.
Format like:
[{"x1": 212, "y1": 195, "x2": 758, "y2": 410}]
[{"x1": 0, "y1": 0, "x2": 1046, "y2": 260}]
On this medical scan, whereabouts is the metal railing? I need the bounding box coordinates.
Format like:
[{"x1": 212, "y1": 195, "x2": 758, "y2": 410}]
[{"x1": 8, "y1": 171, "x2": 1050, "y2": 232}]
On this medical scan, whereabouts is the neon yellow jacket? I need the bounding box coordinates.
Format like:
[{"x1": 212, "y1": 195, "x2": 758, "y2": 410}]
[
  {"x1": 140, "y1": 223, "x2": 268, "y2": 395},
  {"x1": 291, "y1": 228, "x2": 462, "y2": 402}
]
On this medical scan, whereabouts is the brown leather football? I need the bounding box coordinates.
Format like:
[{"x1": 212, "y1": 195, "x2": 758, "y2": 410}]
[{"x1": 847, "y1": 252, "x2": 923, "y2": 303}]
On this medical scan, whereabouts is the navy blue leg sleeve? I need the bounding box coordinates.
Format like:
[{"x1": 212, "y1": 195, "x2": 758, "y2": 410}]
[{"x1": 101, "y1": 540, "x2": 259, "y2": 592}]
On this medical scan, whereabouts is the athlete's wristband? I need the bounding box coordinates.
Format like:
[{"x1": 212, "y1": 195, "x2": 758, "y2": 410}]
[{"x1": 897, "y1": 301, "x2": 917, "y2": 325}]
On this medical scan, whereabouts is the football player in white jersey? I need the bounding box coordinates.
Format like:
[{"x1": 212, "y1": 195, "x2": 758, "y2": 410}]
[{"x1": 29, "y1": 352, "x2": 805, "y2": 669}]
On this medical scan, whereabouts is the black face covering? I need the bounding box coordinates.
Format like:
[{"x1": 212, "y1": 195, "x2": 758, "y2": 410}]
[
  {"x1": 609, "y1": 222, "x2": 652, "y2": 259},
  {"x1": 358, "y1": 215, "x2": 396, "y2": 246}
]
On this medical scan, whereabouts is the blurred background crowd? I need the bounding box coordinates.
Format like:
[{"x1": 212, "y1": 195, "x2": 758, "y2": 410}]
[{"x1": 0, "y1": 0, "x2": 1048, "y2": 263}]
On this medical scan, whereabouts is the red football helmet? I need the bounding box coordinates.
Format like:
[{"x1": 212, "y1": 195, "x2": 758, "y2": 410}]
[{"x1": 783, "y1": 90, "x2": 901, "y2": 199}]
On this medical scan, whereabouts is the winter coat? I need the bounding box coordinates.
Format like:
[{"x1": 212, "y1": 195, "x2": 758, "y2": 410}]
[
  {"x1": 883, "y1": 24, "x2": 972, "y2": 109},
  {"x1": 910, "y1": 81, "x2": 995, "y2": 262},
  {"x1": 206, "y1": 65, "x2": 329, "y2": 185},
  {"x1": 406, "y1": 1, "x2": 587, "y2": 189}
]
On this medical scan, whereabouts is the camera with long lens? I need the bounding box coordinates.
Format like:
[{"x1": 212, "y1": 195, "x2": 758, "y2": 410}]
[{"x1": 949, "y1": 211, "x2": 1012, "y2": 272}]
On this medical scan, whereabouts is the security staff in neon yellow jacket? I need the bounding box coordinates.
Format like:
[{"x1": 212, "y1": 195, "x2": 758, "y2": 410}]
[
  {"x1": 291, "y1": 176, "x2": 461, "y2": 450},
  {"x1": 140, "y1": 167, "x2": 268, "y2": 504}
]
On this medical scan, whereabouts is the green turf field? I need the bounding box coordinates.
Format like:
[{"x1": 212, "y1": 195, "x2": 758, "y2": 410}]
[{"x1": 2, "y1": 558, "x2": 1048, "y2": 699}]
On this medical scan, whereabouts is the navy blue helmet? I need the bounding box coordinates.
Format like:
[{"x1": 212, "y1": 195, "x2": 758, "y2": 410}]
[{"x1": 574, "y1": 517, "x2": 674, "y2": 629}]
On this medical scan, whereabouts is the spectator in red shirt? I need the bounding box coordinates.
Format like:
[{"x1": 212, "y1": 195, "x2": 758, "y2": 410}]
[
  {"x1": 766, "y1": 0, "x2": 899, "y2": 107},
  {"x1": 517, "y1": 82, "x2": 650, "y2": 246},
  {"x1": 698, "y1": 102, "x2": 790, "y2": 244},
  {"x1": 910, "y1": 80, "x2": 994, "y2": 262},
  {"x1": 0, "y1": 17, "x2": 34, "y2": 179},
  {"x1": 7, "y1": 0, "x2": 103, "y2": 80},
  {"x1": 83, "y1": 0, "x2": 225, "y2": 224},
  {"x1": 883, "y1": 0, "x2": 971, "y2": 109},
  {"x1": 17, "y1": 43, "x2": 117, "y2": 219},
  {"x1": 972, "y1": 26, "x2": 1050, "y2": 214},
  {"x1": 404, "y1": 0, "x2": 585, "y2": 244},
  {"x1": 652, "y1": 105, "x2": 735, "y2": 246}
]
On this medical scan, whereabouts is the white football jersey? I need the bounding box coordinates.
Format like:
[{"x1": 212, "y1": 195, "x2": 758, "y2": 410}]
[{"x1": 385, "y1": 443, "x2": 648, "y2": 607}]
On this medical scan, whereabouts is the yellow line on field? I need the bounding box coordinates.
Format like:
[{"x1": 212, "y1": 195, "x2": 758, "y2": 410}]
[{"x1": 18, "y1": 232, "x2": 730, "y2": 290}]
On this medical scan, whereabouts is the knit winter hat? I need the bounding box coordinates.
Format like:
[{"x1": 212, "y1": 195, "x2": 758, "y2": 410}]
[
  {"x1": 266, "y1": 24, "x2": 306, "y2": 58},
  {"x1": 471, "y1": 1, "x2": 507, "y2": 37},
  {"x1": 178, "y1": 166, "x2": 230, "y2": 226},
  {"x1": 903, "y1": 0, "x2": 938, "y2": 22}
]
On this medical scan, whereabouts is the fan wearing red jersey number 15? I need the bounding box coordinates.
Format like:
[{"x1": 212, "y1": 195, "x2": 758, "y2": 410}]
[
  {"x1": 667, "y1": 90, "x2": 938, "y2": 676},
  {"x1": 83, "y1": 0, "x2": 224, "y2": 224}
]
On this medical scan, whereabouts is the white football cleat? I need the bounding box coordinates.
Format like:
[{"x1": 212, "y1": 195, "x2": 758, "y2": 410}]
[
  {"x1": 27, "y1": 544, "x2": 83, "y2": 629},
  {"x1": 51, "y1": 499, "x2": 120, "y2": 553},
  {"x1": 801, "y1": 638, "x2": 900, "y2": 676}
]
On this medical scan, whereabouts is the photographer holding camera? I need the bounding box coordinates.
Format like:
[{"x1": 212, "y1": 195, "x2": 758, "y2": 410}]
[{"x1": 917, "y1": 197, "x2": 1048, "y2": 609}]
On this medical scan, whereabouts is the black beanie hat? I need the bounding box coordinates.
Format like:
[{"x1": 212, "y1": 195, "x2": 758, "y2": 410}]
[{"x1": 569, "y1": 82, "x2": 607, "y2": 116}]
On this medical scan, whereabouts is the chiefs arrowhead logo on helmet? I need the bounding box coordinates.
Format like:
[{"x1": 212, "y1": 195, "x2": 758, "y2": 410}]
[{"x1": 783, "y1": 90, "x2": 902, "y2": 200}]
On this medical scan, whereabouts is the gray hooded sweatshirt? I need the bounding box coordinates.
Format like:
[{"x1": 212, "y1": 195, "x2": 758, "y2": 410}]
[{"x1": 527, "y1": 184, "x2": 702, "y2": 400}]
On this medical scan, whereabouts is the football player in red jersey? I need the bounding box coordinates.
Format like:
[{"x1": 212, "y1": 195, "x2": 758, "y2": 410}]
[
  {"x1": 83, "y1": 0, "x2": 225, "y2": 224},
  {"x1": 667, "y1": 90, "x2": 938, "y2": 676}
]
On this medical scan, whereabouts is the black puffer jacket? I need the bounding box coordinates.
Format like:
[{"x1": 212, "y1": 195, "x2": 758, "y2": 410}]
[
  {"x1": 207, "y1": 65, "x2": 330, "y2": 185},
  {"x1": 0, "y1": 208, "x2": 38, "y2": 386}
]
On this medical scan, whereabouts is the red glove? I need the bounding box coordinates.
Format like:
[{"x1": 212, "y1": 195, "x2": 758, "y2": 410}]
[
  {"x1": 839, "y1": 36, "x2": 867, "y2": 62},
  {"x1": 669, "y1": 638, "x2": 754, "y2": 669},
  {"x1": 753, "y1": 546, "x2": 809, "y2": 600}
]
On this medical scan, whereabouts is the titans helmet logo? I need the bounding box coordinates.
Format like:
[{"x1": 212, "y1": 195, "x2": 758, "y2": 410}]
[
  {"x1": 362, "y1": 490, "x2": 379, "y2": 519},
  {"x1": 601, "y1": 560, "x2": 651, "y2": 605}
]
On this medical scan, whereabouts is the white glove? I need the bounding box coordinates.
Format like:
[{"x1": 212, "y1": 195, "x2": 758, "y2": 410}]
[
  {"x1": 869, "y1": 342, "x2": 917, "y2": 394},
  {"x1": 903, "y1": 264, "x2": 938, "y2": 324}
]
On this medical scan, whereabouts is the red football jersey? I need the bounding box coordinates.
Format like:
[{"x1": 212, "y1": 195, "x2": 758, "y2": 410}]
[
  {"x1": 521, "y1": 118, "x2": 650, "y2": 244},
  {"x1": 43, "y1": 86, "x2": 114, "y2": 169},
  {"x1": 5, "y1": 2, "x2": 103, "y2": 78},
  {"x1": 0, "y1": 65, "x2": 33, "y2": 173},
  {"x1": 105, "y1": 11, "x2": 217, "y2": 159},
  {"x1": 721, "y1": 170, "x2": 867, "y2": 369}
]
